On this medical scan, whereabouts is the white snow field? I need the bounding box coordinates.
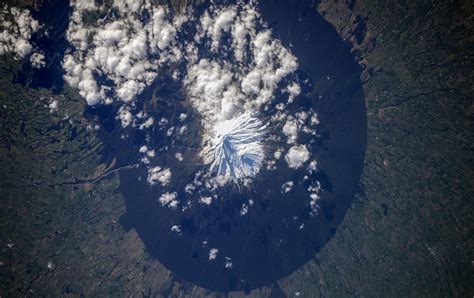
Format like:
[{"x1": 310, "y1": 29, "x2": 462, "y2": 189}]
[{"x1": 202, "y1": 112, "x2": 267, "y2": 181}]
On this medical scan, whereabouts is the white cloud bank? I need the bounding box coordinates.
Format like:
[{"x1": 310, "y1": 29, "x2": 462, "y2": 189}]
[
  {"x1": 184, "y1": 2, "x2": 304, "y2": 182},
  {"x1": 63, "y1": 0, "x2": 185, "y2": 106},
  {"x1": 60, "y1": 1, "x2": 322, "y2": 215}
]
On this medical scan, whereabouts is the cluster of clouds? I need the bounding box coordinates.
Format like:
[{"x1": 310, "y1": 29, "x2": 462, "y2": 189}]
[
  {"x1": 202, "y1": 243, "x2": 233, "y2": 268},
  {"x1": 0, "y1": 1, "x2": 323, "y2": 215},
  {"x1": 206, "y1": 249, "x2": 232, "y2": 268},
  {"x1": 62, "y1": 0, "x2": 320, "y2": 180},
  {"x1": 115, "y1": 2, "x2": 321, "y2": 218},
  {"x1": 0, "y1": 5, "x2": 45, "y2": 67},
  {"x1": 267, "y1": 108, "x2": 320, "y2": 171},
  {"x1": 63, "y1": 0, "x2": 186, "y2": 106},
  {"x1": 0, "y1": 1, "x2": 330, "y2": 269},
  {"x1": 147, "y1": 166, "x2": 172, "y2": 186},
  {"x1": 158, "y1": 191, "x2": 178, "y2": 209},
  {"x1": 281, "y1": 181, "x2": 294, "y2": 193},
  {"x1": 181, "y1": 2, "x2": 322, "y2": 191},
  {"x1": 25, "y1": 1, "x2": 325, "y2": 257},
  {"x1": 185, "y1": 2, "x2": 299, "y2": 138}
]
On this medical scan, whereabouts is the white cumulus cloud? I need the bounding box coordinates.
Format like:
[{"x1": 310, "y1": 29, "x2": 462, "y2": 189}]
[
  {"x1": 0, "y1": 6, "x2": 40, "y2": 59},
  {"x1": 147, "y1": 166, "x2": 172, "y2": 186},
  {"x1": 63, "y1": 0, "x2": 186, "y2": 106},
  {"x1": 159, "y1": 191, "x2": 178, "y2": 209},
  {"x1": 208, "y1": 248, "x2": 219, "y2": 260},
  {"x1": 285, "y1": 145, "x2": 310, "y2": 169}
]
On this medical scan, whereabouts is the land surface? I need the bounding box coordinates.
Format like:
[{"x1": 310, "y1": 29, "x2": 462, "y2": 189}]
[{"x1": 0, "y1": 0, "x2": 473, "y2": 297}]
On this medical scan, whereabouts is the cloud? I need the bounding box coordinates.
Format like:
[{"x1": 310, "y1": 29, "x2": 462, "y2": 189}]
[
  {"x1": 307, "y1": 181, "x2": 322, "y2": 214},
  {"x1": 61, "y1": 1, "x2": 319, "y2": 195},
  {"x1": 208, "y1": 248, "x2": 219, "y2": 260},
  {"x1": 287, "y1": 82, "x2": 301, "y2": 96},
  {"x1": 30, "y1": 52, "x2": 46, "y2": 68},
  {"x1": 273, "y1": 148, "x2": 284, "y2": 160},
  {"x1": 287, "y1": 82, "x2": 301, "y2": 103},
  {"x1": 201, "y1": 6, "x2": 237, "y2": 51},
  {"x1": 187, "y1": 2, "x2": 299, "y2": 125},
  {"x1": 185, "y1": 183, "x2": 195, "y2": 194},
  {"x1": 281, "y1": 181, "x2": 294, "y2": 193},
  {"x1": 285, "y1": 145, "x2": 310, "y2": 169},
  {"x1": 147, "y1": 166, "x2": 172, "y2": 186},
  {"x1": 185, "y1": 59, "x2": 236, "y2": 128},
  {"x1": 0, "y1": 6, "x2": 40, "y2": 59},
  {"x1": 64, "y1": 1, "x2": 186, "y2": 106},
  {"x1": 282, "y1": 118, "x2": 299, "y2": 144},
  {"x1": 159, "y1": 191, "x2": 178, "y2": 209},
  {"x1": 171, "y1": 225, "x2": 182, "y2": 234},
  {"x1": 224, "y1": 257, "x2": 233, "y2": 268},
  {"x1": 199, "y1": 196, "x2": 213, "y2": 205},
  {"x1": 139, "y1": 116, "x2": 154, "y2": 130},
  {"x1": 174, "y1": 152, "x2": 183, "y2": 161},
  {"x1": 48, "y1": 100, "x2": 58, "y2": 113},
  {"x1": 118, "y1": 106, "x2": 133, "y2": 127},
  {"x1": 240, "y1": 203, "x2": 249, "y2": 215},
  {"x1": 184, "y1": 2, "x2": 303, "y2": 183},
  {"x1": 308, "y1": 160, "x2": 318, "y2": 173}
]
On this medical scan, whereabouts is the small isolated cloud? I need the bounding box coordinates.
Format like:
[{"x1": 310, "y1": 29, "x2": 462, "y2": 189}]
[
  {"x1": 199, "y1": 196, "x2": 213, "y2": 205},
  {"x1": 307, "y1": 181, "x2": 322, "y2": 214},
  {"x1": 118, "y1": 107, "x2": 133, "y2": 128},
  {"x1": 240, "y1": 203, "x2": 249, "y2": 215},
  {"x1": 308, "y1": 160, "x2": 318, "y2": 173},
  {"x1": 185, "y1": 183, "x2": 195, "y2": 194},
  {"x1": 147, "y1": 167, "x2": 172, "y2": 186},
  {"x1": 30, "y1": 52, "x2": 46, "y2": 68},
  {"x1": 175, "y1": 152, "x2": 183, "y2": 162},
  {"x1": 281, "y1": 181, "x2": 294, "y2": 193},
  {"x1": 285, "y1": 145, "x2": 310, "y2": 169},
  {"x1": 48, "y1": 100, "x2": 58, "y2": 113},
  {"x1": 273, "y1": 148, "x2": 284, "y2": 160},
  {"x1": 224, "y1": 257, "x2": 233, "y2": 268},
  {"x1": 208, "y1": 248, "x2": 219, "y2": 260},
  {"x1": 139, "y1": 117, "x2": 154, "y2": 130},
  {"x1": 178, "y1": 113, "x2": 187, "y2": 121},
  {"x1": 159, "y1": 191, "x2": 178, "y2": 209},
  {"x1": 286, "y1": 82, "x2": 301, "y2": 103},
  {"x1": 282, "y1": 118, "x2": 299, "y2": 144},
  {"x1": 171, "y1": 225, "x2": 182, "y2": 234}
]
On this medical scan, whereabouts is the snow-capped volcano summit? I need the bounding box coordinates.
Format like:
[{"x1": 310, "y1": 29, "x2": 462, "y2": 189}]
[{"x1": 202, "y1": 112, "x2": 267, "y2": 182}]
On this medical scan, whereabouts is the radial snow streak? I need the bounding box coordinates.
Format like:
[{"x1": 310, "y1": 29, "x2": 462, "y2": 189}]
[{"x1": 203, "y1": 112, "x2": 267, "y2": 181}]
